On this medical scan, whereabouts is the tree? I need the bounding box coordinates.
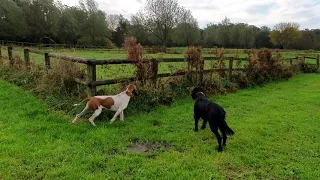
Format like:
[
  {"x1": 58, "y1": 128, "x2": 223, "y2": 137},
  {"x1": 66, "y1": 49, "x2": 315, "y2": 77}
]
[
  {"x1": 269, "y1": 22, "x2": 301, "y2": 49},
  {"x1": 311, "y1": 29, "x2": 320, "y2": 50},
  {"x1": 217, "y1": 17, "x2": 231, "y2": 47},
  {"x1": 23, "y1": 0, "x2": 60, "y2": 42},
  {"x1": 111, "y1": 15, "x2": 129, "y2": 47},
  {"x1": 0, "y1": 0, "x2": 27, "y2": 40},
  {"x1": 79, "y1": 0, "x2": 109, "y2": 45},
  {"x1": 106, "y1": 14, "x2": 121, "y2": 31},
  {"x1": 239, "y1": 24, "x2": 258, "y2": 48},
  {"x1": 171, "y1": 9, "x2": 200, "y2": 46},
  {"x1": 255, "y1": 26, "x2": 273, "y2": 48},
  {"x1": 57, "y1": 6, "x2": 80, "y2": 44},
  {"x1": 142, "y1": 0, "x2": 185, "y2": 46},
  {"x1": 291, "y1": 30, "x2": 316, "y2": 50},
  {"x1": 128, "y1": 11, "x2": 151, "y2": 45},
  {"x1": 228, "y1": 24, "x2": 241, "y2": 47},
  {"x1": 203, "y1": 23, "x2": 219, "y2": 47}
]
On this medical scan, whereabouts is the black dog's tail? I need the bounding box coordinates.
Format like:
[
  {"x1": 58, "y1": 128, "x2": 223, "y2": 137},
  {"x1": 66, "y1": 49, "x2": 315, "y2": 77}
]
[
  {"x1": 225, "y1": 124, "x2": 235, "y2": 135},
  {"x1": 222, "y1": 121, "x2": 235, "y2": 135}
]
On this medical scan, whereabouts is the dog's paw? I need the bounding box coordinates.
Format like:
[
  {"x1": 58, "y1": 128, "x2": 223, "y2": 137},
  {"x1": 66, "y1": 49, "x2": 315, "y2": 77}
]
[{"x1": 217, "y1": 147, "x2": 223, "y2": 152}]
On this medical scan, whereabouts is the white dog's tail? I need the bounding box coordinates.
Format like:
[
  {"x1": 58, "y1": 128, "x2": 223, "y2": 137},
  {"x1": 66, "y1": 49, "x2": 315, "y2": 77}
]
[{"x1": 73, "y1": 98, "x2": 91, "y2": 106}]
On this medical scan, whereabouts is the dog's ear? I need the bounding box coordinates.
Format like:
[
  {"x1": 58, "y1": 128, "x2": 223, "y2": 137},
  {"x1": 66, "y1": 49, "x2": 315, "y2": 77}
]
[{"x1": 126, "y1": 84, "x2": 136, "y2": 91}]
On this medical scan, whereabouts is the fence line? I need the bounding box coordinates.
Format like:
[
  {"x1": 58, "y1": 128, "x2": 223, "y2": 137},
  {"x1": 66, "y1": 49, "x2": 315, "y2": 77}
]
[
  {"x1": 1, "y1": 46, "x2": 319, "y2": 96},
  {"x1": 4, "y1": 40, "x2": 318, "y2": 54}
]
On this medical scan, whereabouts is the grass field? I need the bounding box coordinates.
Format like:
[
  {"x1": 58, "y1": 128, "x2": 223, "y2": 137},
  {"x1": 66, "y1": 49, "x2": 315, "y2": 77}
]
[{"x1": 0, "y1": 74, "x2": 319, "y2": 179}]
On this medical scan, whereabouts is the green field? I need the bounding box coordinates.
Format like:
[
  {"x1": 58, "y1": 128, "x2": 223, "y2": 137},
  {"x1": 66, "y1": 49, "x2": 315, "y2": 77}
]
[{"x1": 0, "y1": 74, "x2": 319, "y2": 179}]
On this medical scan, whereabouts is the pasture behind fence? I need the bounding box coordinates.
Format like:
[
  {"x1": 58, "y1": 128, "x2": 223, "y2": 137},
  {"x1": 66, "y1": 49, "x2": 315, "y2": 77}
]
[{"x1": 1, "y1": 46, "x2": 319, "y2": 96}]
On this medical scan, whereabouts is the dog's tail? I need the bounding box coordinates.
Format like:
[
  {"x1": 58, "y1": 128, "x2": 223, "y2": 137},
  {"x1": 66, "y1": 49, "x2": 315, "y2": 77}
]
[
  {"x1": 223, "y1": 121, "x2": 235, "y2": 135},
  {"x1": 73, "y1": 98, "x2": 91, "y2": 106}
]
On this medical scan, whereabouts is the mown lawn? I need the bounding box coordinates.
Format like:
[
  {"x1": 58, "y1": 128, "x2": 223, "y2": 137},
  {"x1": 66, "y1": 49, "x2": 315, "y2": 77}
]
[{"x1": 0, "y1": 74, "x2": 319, "y2": 179}]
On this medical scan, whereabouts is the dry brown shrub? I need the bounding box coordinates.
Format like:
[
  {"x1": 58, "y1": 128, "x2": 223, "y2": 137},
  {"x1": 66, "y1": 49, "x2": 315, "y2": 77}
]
[
  {"x1": 124, "y1": 37, "x2": 143, "y2": 62},
  {"x1": 185, "y1": 46, "x2": 203, "y2": 83},
  {"x1": 35, "y1": 59, "x2": 86, "y2": 96},
  {"x1": 124, "y1": 36, "x2": 161, "y2": 87}
]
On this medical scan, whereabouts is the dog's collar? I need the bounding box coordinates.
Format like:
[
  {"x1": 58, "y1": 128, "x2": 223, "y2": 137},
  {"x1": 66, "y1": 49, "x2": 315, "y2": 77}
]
[{"x1": 196, "y1": 92, "x2": 205, "y2": 97}]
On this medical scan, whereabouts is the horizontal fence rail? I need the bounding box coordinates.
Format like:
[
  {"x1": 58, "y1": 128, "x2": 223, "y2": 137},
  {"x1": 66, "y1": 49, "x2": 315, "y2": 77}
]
[{"x1": 1, "y1": 46, "x2": 319, "y2": 96}]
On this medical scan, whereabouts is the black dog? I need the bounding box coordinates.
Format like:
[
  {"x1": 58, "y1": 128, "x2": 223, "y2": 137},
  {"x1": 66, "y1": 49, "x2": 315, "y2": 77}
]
[{"x1": 192, "y1": 87, "x2": 234, "y2": 152}]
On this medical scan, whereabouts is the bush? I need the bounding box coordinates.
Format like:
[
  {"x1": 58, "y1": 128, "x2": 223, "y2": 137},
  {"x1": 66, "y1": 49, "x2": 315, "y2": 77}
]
[
  {"x1": 77, "y1": 36, "x2": 116, "y2": 48},
  {"x1": 0, "y1": 56, "x2": 87, "y2": 112},
  {"x1": 244, "y1": 49, "x2": 294, "y2": 85},
  {"x1": 0, "y1": 57, "x2": 41, "y2": 89},
  {"x1": 123, "y1": 37, "x2": 179, "y2": 112},
  {"x1": 231, "y1": 72, "x2": 250, "y2": 88},
  {"x1": 185, "y1": 46, "x2": 203, "y2": 84},
  {"x1": 35, "y1": 60, "x2": 86, "y2": 97},
  {"x1": 200, "y1": 73, "x2": 240, "y2": 95},
  {"x1": 300, "y1": 64, "x2": 319, "y2": 73}
]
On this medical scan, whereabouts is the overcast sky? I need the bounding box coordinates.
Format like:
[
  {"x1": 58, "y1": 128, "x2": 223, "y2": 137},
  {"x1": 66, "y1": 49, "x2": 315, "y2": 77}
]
[{"x1": 59, "y1": 0, "x2": 320, "y2": 29}]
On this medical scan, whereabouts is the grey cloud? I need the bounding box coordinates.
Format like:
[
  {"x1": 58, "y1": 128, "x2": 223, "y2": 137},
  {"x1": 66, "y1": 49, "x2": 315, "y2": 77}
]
[
  {"x1": 245, "y1": 3, "x2": 277, "y2": 15},
  {"x1": 301, "y1": 15, "x2": 320, "y2": 29},
  {"x1": 185, "y1": 4, "x2": 218, "y2": 11}
]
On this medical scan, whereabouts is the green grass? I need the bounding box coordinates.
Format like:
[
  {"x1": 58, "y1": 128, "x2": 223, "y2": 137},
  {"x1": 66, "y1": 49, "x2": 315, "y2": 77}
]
[{"x1": 1, "y1": 74, "x2": 320, "y2": 179}]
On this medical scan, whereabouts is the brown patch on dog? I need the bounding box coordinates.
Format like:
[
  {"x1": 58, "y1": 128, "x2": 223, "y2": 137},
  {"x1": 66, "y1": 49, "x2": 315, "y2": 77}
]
[
  {"x1": 86, "y1": 97, "x2": 100, "y2": 110},
  {"x1": 99, "y1": 97, "x2": 114, "y2": 109},
  {"x1": 126, "y1": 91, "x2": 132, "y2": 96},
  {"x1": 86, "y1": 97, "x2": 114, "y2": 110}
]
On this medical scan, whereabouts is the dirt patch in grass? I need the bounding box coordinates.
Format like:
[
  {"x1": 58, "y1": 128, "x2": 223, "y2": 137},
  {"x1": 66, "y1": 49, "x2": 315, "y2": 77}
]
[{"x1": 126, "y1": 141, "x2": 171, "y2": 153}]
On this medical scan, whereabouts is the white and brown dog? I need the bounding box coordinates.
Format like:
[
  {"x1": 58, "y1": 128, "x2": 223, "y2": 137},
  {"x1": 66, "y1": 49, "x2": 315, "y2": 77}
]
[{"x1": 72, "y1": 84, "x2": 138, "y2": 126}]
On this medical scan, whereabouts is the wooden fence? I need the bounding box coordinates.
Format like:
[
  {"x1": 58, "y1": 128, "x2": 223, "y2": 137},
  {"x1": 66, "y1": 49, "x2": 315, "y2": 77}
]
[{"x1": 1, "y1": 46, "x2": 319, "y2": 96}]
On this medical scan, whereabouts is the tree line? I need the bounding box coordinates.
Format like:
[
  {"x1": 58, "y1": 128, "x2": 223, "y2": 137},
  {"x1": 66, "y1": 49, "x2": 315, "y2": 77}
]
[{"x1": 1, "y1": 0, "x2": 320, "y2": 50}]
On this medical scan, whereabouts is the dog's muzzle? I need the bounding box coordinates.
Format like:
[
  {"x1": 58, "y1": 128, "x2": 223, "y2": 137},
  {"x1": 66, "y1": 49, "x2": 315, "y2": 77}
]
[{"x1": 132, "y1": 90, "x2": 139, "y2": 96}]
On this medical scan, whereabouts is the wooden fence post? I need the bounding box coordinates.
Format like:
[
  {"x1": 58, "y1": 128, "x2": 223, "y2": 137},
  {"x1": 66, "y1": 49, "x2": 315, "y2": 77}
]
[
  {"x1": 0, "y1": 46, "x2": 2, "y2": 59},
  {"x1": 228, "y1": 59, "x2": 233, "y2": 81},
  {"x1": 186, "y1": 56, "x2": 191, "y2": 81},
  {"x1": 45, "y1": 53, "x2": 51, "y2": 70},
  {"x1": 198, "y1": 58, "x2": 204, "y2": 85},
  {"x1": 8, "y1": 46, "x2": 13, "y2": 66},
  {"x1": 87, "y1": 60, "x2": 97, "y2": 96},
  {"x1": 151, "y1": 59, "x2": 158, "y2": 87},
  {"x1": 24, "y1": 49, "x2": 30, "y2": 70},
  {"x1": 317, "y1": 55, "x2": 319, "y2": 69}
]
